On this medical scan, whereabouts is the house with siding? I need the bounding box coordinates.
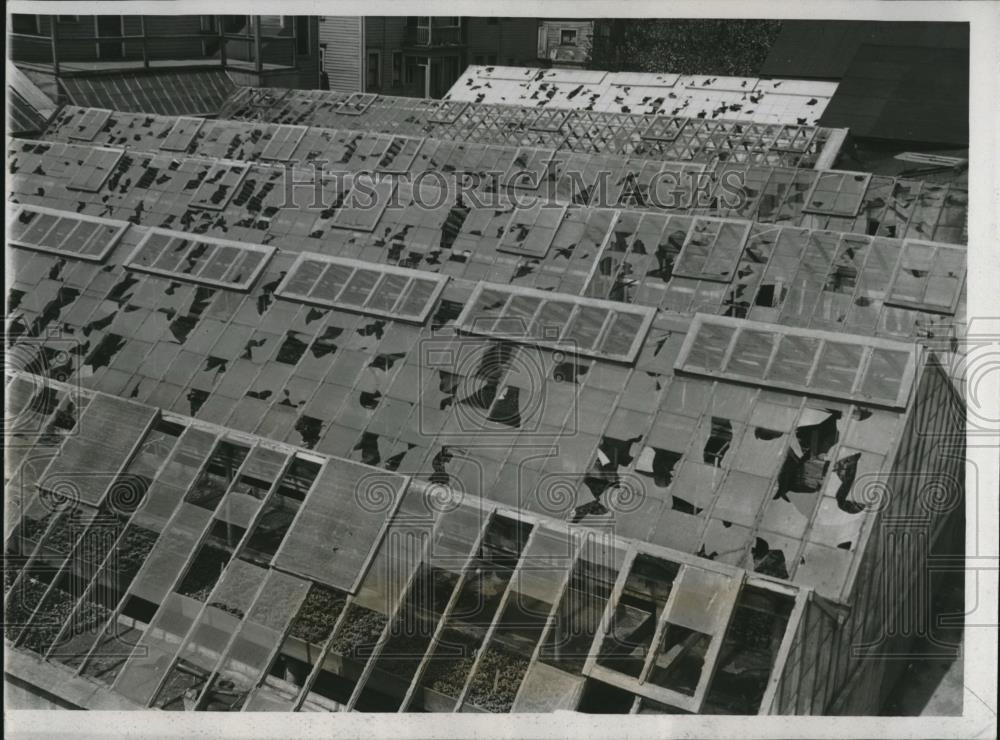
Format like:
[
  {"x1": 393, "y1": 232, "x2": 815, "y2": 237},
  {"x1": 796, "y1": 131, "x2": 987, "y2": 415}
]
[{"x1": 7, "y1": 14, "x2": 320, "y2": 115}]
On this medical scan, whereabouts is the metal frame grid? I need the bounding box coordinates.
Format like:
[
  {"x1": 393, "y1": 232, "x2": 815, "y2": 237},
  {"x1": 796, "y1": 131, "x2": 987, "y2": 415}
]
[
  {"x1": 674, "y1": 314, "x2": 918, "y2": 409},
  {"x1": 7, "y1": 204, "x2": 130, "y2": 262},
  {"x1": 455, "y1": 282, "x2": 657, "y2": 364},
  {"x1": 124, "y1": 228, "x2": 276, "y2": 290},
  {"x1": 275, "y1": 251, "x2": 450, "y2": 324}
]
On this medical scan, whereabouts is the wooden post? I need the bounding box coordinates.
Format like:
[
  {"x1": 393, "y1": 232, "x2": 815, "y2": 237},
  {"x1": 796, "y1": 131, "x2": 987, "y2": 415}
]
[
  {"x1": 253, "y1": 15, "x2": 263, "y2": 77},
  {"x1": 139, "y1": 16, "x2": 149, "y2": 69},
  {"x1": 49, "y1": 16, "x2": 60, "y2": 76},
  {"x1": 218, "y1": 16, "x2": 227, "y2": 68}
]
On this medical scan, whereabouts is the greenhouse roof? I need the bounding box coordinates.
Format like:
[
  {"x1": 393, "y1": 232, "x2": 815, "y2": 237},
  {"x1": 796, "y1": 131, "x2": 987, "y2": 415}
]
[
  {"x1": 4, "y1": 376, "x2": 813, "y2": 713},
  {"x1": 4, "y1": 78, "x2": 967, "y2": 714},
  {"x1": 59, "y1": 68, "x2": 238, "y2": 117},
  {"x1": 215, "y1": 87, "x2": 843, "y2": 169},
  {"x1": 6, "y1": 131, "x2": 930, "y2": 603},
  {"x1": 445, "y1": 66, "x2": 839, "y2": 126}
]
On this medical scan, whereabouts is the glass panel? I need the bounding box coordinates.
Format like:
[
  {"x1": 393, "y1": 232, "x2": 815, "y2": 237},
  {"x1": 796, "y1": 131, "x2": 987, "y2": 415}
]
[
  {"x1": 596, "y1": 555, "x2": 680, "y2": 678},
  {"x1": 564, "y1": 305, "x2": 609, "y2": 351},
  {"x1": 860, "y1": 348, "x2": 909, "y2": 403},
  {"x1": 685, "y1": 323, "x2": 735, "y2": 372},
  {"x1": 810, "y1": 342, "x2": 863, "y2": 395},
  {"x1": 726, "y1": 329, "x2": 777, "y2": 380},
  {"x1": 767, "y1": 334, "x2": 820, "y2": 386},
  {"x1": 703, "y1": 585, "x2": 795, "y2": 714},
  {"x1": 463, "y1": 528, "x2": 572, "y2": 712},
  {"x1": 540, "y1": 536, "x2": 624, "y2": 674},
  {"x1": 114, "y1": 591, "x2": 202, "y2": 705},
  {"x1": 413, "y1": 516, "x2": 531, "y2": 710},
  {"x1": 209, "y1": 572, "x2": 310, "y2": 712}
]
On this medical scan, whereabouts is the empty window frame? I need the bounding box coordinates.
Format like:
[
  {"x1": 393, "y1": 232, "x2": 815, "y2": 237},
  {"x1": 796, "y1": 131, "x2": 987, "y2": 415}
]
[
  {"x1": 674, "y1": 314, "x2": 917, "y2": 408},
  {"x1": 884, "y1": 240, "x2": 965, "y2": 315},
  {"x1": 160, "y1": 117, "x2": 206, "y2": 152},
  {"x1": 497, "y1": 202, "x2": 567, "y2": 258},
  {"x1": 67, "y1": 107, "x2": 112, "y2": 141},
  {"x1": 125, "y1": 228, "x2": 275, "y2": 290},
  {"x1": 583, "y1": 552, "x2": 744, "y2": 713},
  {"x1": 529, "y1": 108, "x2": 572, "y2": 133},
  {"x1": 427, "y1": 100, "x2": 469, "y2": 124},
  {"x1": 7, "y1": 204, "x2": 129, "y2": 262},
  {"x1": 187, "y1": 161, "x2": 249, "y2": 210},
  {"x1": 376, "y1": 136, "x2": 424, "y2": 174},
  {"x1": 260, "y1": 124, "x2": 308, "y2": 161},
  {"x1": 770, "y1": 125, "x2": 817, "y2": 154},
  {"x1": 275, "y1": 252, "x2": 449, "y2": 324},
  {"x1": 802, "y1": 170, "x2": 871, "y2": 217},
  {"x1": 641, "y1": 115, "x2": 688, "y2": 143},
  {"x1": 329, "y1": 177, "x2": 395, "y2": 232},
  {"x1": 338, "y1": 92, "x2": 378, "y2": 116},
  {"x1": 671, "y1": 217, "x2": 753, "y2": 282},
  {"x1": 455, "y1": 282, "x2": 656, "y2": 363},
  {"x1": 66, "y1": 146, "x2": 124, "y2": 192}
]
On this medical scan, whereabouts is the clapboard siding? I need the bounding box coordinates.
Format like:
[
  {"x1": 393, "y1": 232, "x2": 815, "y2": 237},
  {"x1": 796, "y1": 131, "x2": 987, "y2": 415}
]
[
  {"x1": 365, "y1": 17, "x2": 407, "y2": 52},
  {"x1": 319, "y1": 16, "x2": 363, "y2": 92},
  {"x1": 466, "y1": 17, "x2": 539, "y2": 64}
]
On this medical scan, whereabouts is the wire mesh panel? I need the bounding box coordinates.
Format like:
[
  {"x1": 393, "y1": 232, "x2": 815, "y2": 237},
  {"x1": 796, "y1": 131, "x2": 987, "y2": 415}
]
[
  {"x1": 275, "y1": 252, "x2": 449, "y2": 323},
  {"x1": 641, "y1": 116, "x2": 688, "y2": 143},
  {"x1": 160, "y1": 117, "x2": 206, "y2": 152},
  {"x1": 529, "y1": 108, "x2": 573, "y2": 134},
  {"x1": 428, "y1": 101, "x2": 469, "y2": 124},
  {"x1": 66, "y1": 147, "x2": 124, "y2": 192},
  {"x1": 674, "y1": 314, "x2": 917, "y2": 408},
  {"x1": 455, "y1": 282, "x2": 656, "y2": 363},
  {"x1": 7, "y1": 205, "x2": 129, "y2": 262},
  {"x1": 125, "y1": 228, "x2": 275, "y2": 290}
]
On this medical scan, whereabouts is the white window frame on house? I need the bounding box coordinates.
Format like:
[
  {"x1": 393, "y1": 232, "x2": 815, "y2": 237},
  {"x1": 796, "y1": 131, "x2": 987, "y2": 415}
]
[
  {"x1": 366, "y1": 49, "x2": 382, "y2": 91},
  {"x1": 94, "y1": 15, "x2": 126, "y2": 60},
  {"x1": 391, "y1": 50, "x2": 403, "y2": 88},
  {"x1": 560, "y1": 28, "x2": 578, "y2": 46},
  {"x1": 11, "y1": 14, "x2": 43, "y2": 36}
]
